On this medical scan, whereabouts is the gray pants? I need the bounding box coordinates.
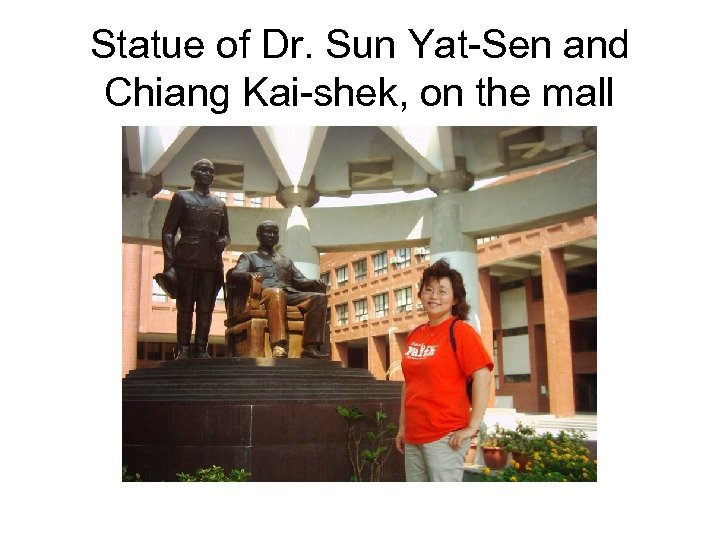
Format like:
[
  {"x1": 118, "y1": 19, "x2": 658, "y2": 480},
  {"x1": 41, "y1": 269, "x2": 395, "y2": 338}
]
[{"x1": 404, "y1": 432, "x2": 470, "y2": 482}]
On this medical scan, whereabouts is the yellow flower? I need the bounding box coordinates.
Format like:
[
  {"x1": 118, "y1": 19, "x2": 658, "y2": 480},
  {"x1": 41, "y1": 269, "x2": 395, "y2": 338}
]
[
  {"x1": 482, "y1": 467, "x2": 490, "y2": 475},
  {"x1": 582, "y1": 471, "x2": 588, "y2": 478},
  {"x1": 510, "y1": 476, "x2": 517, "y2": 482},
  {"x1": 514, "y1": 462, "x2": 520, "y2": 469}
]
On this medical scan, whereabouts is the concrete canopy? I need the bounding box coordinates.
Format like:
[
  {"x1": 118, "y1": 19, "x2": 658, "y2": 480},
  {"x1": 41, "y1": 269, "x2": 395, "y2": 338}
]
[{"x1": 122, "y1": 125, "x2": 596, "y2": 252}]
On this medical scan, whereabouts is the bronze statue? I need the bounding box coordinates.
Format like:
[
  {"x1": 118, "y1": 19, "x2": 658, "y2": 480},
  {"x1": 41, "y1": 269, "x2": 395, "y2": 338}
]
[
  {"x1": 154, "y1": 159, "x2": 230, "y2": 360},
  {"x1": 228, "y1": 220, "x2": 329, "y2": 359}
]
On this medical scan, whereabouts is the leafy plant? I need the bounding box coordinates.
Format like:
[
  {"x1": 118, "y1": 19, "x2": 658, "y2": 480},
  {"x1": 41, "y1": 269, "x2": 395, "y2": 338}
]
[
  {"x1": 176, "y1": 465, "x2": 251, "y2": 482},
  {"x1": 471, "y1": 429, "x2": 596, "y2": 482},
  {"x1": 122, "y1": 465, "x2": 142, "y2": 482},
  {"x1": 336, "y1": 405, "x2": 397, "y2": 481},
  {"x1": 479, "y1": 423, "x2": 504, "y2": 448},
  {"x1": 497, "y1": 421, "x2": 540, "y2": 455}
]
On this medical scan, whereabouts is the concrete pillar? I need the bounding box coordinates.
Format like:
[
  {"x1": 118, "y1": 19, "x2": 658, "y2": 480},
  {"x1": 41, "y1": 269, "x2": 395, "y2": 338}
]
[
  {"x1": 280, "y1": 206, "x2": 320, "y2": 278},
  {"x1": 478, "y1": 268, "x2": 497, "y2": 407},
  {"x1": 429, "y1": 195, "x2": 481, "y2": 332},
  {"x1": 368, "y1": 335, "x2": 387, "y2": 380},
  {"x1": 540, "y1": 246, "x2": 575, "y2": 417},
  {"x1": 387, "y1": 328, "x2": 405, "y2": 381},
  {"x1": 122, "y1": 243, "x2": 142, "y2": 377},
  {"x1": 331, "y1": 341, "x2": 348, "y2": 367}
]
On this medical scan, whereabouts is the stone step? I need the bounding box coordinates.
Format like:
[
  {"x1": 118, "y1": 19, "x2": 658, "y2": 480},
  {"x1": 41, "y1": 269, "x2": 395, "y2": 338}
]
[
  {"x1": 124, "y1": 377, "x2": 395, "y2": 387},
  {"x1": 517, "y1": 414, "x2": 597, "y2": 436},
  {"x1": 125, "y1": 369, "x2": 375, "y2": 381},
  {"x1": 122, "y1": 360, "x2": 402, "y2": 402},
  {"x1": 123, "y1": 382, "x2": 402, "y2": 393},
  {"x1": 123, "y1": 392, "x2": 402, "y2": 402},
  {"x1": 125, "y1": 365, "x2": 374, "y2": 379}
]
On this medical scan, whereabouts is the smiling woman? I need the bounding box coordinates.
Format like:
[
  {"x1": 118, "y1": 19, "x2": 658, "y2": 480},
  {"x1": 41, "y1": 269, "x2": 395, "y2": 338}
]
[{"x1": 395, "y1": 258, "x2": 494, "y2": 482}]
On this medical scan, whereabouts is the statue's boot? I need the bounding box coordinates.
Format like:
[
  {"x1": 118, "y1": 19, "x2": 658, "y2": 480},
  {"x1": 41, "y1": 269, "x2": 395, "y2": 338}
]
[
  {"x1": 175, "y1": 310, "x2": 193, "y2": 360},
  {"x1": 193, "y1": 310, "x2": 212, "y2": 359},
  {"x1": 301, "y1": 343, "x2": 330, "y2": 359},
  {"x1": 176, "y1": 345, "x2": 192, "y2": 360}
]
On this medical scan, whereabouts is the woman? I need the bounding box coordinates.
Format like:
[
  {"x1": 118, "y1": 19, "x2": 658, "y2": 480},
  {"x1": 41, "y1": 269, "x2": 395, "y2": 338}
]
[{"x1": 395, "y1": 258, "x2": 494, "y2": 481}]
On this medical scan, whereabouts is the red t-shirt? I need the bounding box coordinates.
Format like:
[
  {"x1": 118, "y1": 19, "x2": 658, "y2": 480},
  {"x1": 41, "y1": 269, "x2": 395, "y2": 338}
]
[{"x1": 401, "y1": 317, "x2": 494, "y2": 445}]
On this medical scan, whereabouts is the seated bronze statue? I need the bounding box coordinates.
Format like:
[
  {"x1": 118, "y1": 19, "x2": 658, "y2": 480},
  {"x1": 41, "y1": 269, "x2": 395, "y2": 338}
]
[{"x1": 225, "y1": 220, "x2": 329, "y2": 359}]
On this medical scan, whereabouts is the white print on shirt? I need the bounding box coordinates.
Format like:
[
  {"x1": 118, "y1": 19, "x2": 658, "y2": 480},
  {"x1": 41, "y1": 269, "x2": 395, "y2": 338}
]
[{"x1": 405, "y1": 342, "x2": 438, "y2": 359}]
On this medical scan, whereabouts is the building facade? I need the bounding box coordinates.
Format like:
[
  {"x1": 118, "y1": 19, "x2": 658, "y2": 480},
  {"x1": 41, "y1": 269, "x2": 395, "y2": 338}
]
[
  {"x1": 319, "y1": 216, "x2": 597, "y2": 415},
  {"x1": 124, "y1": 210, "x2": 596, "y2": 415}
]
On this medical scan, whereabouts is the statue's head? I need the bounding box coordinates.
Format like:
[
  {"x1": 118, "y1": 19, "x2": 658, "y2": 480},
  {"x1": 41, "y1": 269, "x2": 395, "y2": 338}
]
[
  {"x1": 256, "y1": 220, "x2": 280, "y2": 248},
  {"x1": 190, "y1": 159, "x2": 215, "y2": 188}
]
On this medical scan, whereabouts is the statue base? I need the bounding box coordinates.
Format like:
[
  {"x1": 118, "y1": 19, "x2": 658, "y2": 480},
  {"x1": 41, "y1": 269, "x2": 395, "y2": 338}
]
[
  {"x1": 157, "y1": 356, "x2": 339, "y2": 368},
  {"x1": 122, "y1": 358, "x2": 404, "y2": 481}
]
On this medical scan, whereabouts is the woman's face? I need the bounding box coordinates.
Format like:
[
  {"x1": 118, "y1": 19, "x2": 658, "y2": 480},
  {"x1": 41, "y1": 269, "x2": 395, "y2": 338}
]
[{"x1": 420, "y1": 277, "x2": 457, "y2": 323}]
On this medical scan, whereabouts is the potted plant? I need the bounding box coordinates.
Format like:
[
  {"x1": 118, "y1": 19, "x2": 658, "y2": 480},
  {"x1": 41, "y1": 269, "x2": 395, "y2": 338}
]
[
  {"x1": 498, "y1": 422, "x2": 538, "y2": 472},
  {"x1": 479, "y1": 424, "x2": 509, "y2": 469}
]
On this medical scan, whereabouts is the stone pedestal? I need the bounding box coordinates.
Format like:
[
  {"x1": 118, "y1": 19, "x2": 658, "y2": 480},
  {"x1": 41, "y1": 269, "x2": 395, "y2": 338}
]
[{"x1": 122, "y1": 358, "x2": 403, "y2": 481}]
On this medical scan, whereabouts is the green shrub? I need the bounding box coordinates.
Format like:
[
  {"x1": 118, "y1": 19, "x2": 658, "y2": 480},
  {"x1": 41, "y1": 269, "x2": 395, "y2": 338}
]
[
  {"x1": 176, "y1": 465, "x2": 251, "y2": 482},
  {"x1": 122, "y1": 465, "x2": 142, "y2": 482},
  {"x1": 336, "y1": 405, "x2": 397, "y2": 481}
]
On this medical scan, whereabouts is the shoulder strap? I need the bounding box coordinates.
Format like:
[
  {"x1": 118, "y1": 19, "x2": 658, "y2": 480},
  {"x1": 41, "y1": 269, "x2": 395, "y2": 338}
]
[
  {"x1": 449, "y1": 318, "x2": 473, "y2": 403},
  {"x1": 449, "y1": 317, "x2": 458, "y2": 354}
]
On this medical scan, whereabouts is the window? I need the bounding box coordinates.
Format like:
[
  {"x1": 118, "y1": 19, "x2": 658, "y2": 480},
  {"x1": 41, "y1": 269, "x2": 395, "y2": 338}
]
[
  {"x1": 392, "y1": 248, "x2": 411, "y2": 269},
  {"x1": 395, "y1": 287, "x2": 413, "y2": 312},
  {"x1": 214, "y1": 191, "x2": 228, "y2": 202},
  {"x1": 152, "y1": 281, "x2": 168, "y2": 302},
  {"x1": 336, "y1": 303, "x2": 348, "y2": 325},
  {"x1": 373, "y1": 292, "x2": 389, "y2": 317},
  {"x1": 320, "y1": 272, "x2": 330, "y2": 287},
  {"x1": 353, "y1": 258, "x2": 367, "y2": 282},
  {"x1": 146, "y1": 342, "x2": 162, "y2": 360},
  {"x1": 500, "y1": 327, "x2": 530, "y2": 383},
  {"x1": 504, "y1": 374, "x2": 532, "y2": 383},
  {"x1": 414, "y1": 246, "x2": 430, "y2": 262},
  {"x1": 373, "y1": 251, "x2": 388, "y2": 276},
  {"x1": 354, "y1": 298, "x2": 368, "y2": 322},
  {"x1": 336, "y1": 265, "x2": 348, "y2": 286},
  {"x1": 250, "y1": 196, "x2": 262, "y2": 208},
  {"x1": 232, "y1": 192, "x2": 245, "y2": 206}
]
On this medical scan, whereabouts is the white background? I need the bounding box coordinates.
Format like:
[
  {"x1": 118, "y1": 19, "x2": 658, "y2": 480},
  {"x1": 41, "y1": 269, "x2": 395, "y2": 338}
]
[{"x1": 2, "y1": 1, "x2": 716, "y2": 537}]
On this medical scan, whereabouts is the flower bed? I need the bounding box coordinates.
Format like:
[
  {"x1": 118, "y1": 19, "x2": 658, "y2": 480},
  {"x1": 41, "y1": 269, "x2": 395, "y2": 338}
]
[{"x1": 469, "y1": 429, "x2": 597, "y2": 482}]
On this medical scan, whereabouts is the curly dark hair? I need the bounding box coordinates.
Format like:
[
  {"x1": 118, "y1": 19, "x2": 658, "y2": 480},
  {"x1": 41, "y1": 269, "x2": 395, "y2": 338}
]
[{"x1": 417, "y1": 258, "x2": 471, "y2": 320}]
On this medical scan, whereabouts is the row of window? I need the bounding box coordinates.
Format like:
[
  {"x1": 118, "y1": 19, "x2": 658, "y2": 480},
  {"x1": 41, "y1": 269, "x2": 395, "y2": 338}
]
[
  {"x1": 213, "y1": 191, "x2": 263, "y2": 207},
  {"x1": 334, "y1": 286, "x2": 421, "y2": 325},
  {"x1": 322, "y1": 247, "x2": 430, "y2": 288},
  {"x1": 152, "y1": 282, "x2": 225, "y2": 305},
  {"x1": 159, "y1": 189, "x2": 264, "y2": 207}
]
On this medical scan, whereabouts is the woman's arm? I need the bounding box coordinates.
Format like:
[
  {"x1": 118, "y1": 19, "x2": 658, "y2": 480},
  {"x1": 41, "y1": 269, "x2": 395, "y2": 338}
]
[
  {"x1": 449, "y1": 367, "x2": 492, "y2": 449},
  {"x1": 395, "y1": 383, "x2": 406, "y2": 454}
]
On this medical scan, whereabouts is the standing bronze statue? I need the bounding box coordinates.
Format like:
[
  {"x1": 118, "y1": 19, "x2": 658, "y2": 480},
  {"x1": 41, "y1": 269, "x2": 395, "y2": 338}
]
[
  {"x1": 228, "y1": 220, "x2": 329, "y2": 359},
  {"x1": 154, "y1": 159, "x2": 230, "y2": 360}
]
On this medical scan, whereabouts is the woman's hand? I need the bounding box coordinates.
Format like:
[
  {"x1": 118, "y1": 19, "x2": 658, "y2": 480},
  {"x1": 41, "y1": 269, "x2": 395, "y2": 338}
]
[
  {"x1": 448, "y1": 426, "x2": 477, "y2": 450},
  {"x1": 395, "y1": 429, "x2": 406, "y2": 454}
]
